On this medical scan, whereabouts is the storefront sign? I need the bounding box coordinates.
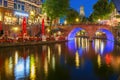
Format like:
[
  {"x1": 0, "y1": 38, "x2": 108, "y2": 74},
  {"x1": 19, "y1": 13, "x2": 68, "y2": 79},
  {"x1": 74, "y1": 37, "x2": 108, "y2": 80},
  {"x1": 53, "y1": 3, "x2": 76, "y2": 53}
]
[{"x1": 14, "y1": 11, "x2": 29, "y2": 17}]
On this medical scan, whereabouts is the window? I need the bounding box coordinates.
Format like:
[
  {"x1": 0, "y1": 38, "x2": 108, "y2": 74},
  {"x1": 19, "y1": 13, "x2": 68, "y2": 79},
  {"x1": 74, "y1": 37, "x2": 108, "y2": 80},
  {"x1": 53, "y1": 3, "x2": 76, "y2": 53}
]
[
  {"x1": 14, "y1": 2, "x2": 25, "y2": 11},
  {"x1": 4, "y1": 0, "x2": 7, "y2": 7},
  {"x1": 18, "y1": 4, "x2": 20, "y2": 10},
  {"x1": 0, "y1": 0, "x2": 2, "y2": 6},
  {"x1": 14, "y1": 0, "x2": 17, "y2": 2},
  {"x1": 21, "y1": 5, "x2": 24, "y2": 11},
  {"x1": 14, "y1": 3, "x2": 17, "y2": 9}
]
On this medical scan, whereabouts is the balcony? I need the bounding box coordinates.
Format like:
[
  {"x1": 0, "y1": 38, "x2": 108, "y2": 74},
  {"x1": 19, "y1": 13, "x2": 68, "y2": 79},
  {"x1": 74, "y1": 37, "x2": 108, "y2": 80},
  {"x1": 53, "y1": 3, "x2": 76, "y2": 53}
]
[{"x1": 19, "y1": 0, "x2": 42, "y2": 8}]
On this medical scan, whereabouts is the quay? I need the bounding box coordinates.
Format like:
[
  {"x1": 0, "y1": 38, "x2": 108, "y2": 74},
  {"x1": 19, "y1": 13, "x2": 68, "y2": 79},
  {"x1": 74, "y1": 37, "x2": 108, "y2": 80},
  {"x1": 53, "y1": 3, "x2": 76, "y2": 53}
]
[{"x1": 0, "y1": 40, "x2": 67, "y2": 47}]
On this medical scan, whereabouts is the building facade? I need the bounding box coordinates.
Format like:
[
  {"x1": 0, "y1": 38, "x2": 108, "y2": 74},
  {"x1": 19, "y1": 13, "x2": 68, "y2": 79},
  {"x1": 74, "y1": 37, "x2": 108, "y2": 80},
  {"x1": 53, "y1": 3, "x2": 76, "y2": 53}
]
[
  {"x1": 0, "y1": 0, "x2": 42, "y2": 36},
  {"x1": 112, "y1": 0, "x2": 120, "y2": 14}
]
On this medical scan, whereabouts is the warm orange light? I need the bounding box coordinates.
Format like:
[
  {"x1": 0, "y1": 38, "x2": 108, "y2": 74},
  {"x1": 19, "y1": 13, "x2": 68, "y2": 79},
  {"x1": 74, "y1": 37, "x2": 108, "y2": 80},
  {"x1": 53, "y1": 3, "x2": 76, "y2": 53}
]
[
  {"x1": 30, "y1": 11, "x2": 35, "y2": 16},
  {"x1": 76, "y1": 18, "x2": 79, "y2": 22},
  {"x1": 105, "y1": 54, "x2": 111, "y2": 65},
  {"x1": 64, "y1": 20, "x2": 67, "y2": 25}
]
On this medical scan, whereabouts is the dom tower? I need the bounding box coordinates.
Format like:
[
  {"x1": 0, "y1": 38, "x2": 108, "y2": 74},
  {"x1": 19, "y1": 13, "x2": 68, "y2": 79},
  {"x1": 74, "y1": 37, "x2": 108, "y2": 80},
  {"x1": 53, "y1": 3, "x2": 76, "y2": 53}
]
[{"x1": 80, "y1": 6, "x2": 85, "y2": 17}]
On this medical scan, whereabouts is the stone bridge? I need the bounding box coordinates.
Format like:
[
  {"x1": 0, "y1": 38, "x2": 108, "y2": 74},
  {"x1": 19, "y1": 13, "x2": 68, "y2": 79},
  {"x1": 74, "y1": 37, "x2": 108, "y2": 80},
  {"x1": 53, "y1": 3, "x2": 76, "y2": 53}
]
[{"x1": 56, "y1": 24, "x2": 115, "y2": 41}]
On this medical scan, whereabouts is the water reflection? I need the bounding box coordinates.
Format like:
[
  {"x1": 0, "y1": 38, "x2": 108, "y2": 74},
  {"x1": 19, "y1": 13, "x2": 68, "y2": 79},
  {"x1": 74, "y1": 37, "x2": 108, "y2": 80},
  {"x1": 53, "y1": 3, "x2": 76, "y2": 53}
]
[
  {"x1": 93, "y1": 39, "x2": 114, "y2": 55},
  {"x1": 68, "y1": 38, "x2": 89, "y2": 56},
  {"x1": 14, "y1": 55, "x2": 30, "y2": 80},
  {"x1": 47, "y1": 46, "x2": 51, "y2": 63},
  {"x1": 30, "y1": 55, "x2": 35, "y2": 80},
  {"x1": 75, "y1": 51, "x2": 80, "y2": 68},
  {"x1": 5, "y1": 57, "x2": 13, "y2": 77},
  {"x1": 15, "y1": 51, "x2": 18, "y2": 64},
  {"x1": 97, "y1": 54, "x2": 101, "y2": 68},
  {"x1": 0, "y1": 38, "x2": 120, "y2": 80},
  {"x1": 68, "y1": 38, "x2": 114, "y2": 56},
  {"x1": 67, "y1": 38, "x2": 117, "y2": 69},
  {"x1": 44, "y1": 57, "x2": 48, "y2": 76}
]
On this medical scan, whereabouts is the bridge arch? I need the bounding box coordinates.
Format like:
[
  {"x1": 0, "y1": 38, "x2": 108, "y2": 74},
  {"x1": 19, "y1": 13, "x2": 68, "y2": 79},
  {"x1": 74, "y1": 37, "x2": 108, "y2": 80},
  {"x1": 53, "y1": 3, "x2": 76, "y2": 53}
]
[
  {"x1": 67, "y1": 27, "x2": 87, "y2": 40},
  {"x1": 96, "y1": 29, "x2": 114, "y2": 41},
  {"x1": 67, "y1": 27, "x2": 114, "y2": 41}
]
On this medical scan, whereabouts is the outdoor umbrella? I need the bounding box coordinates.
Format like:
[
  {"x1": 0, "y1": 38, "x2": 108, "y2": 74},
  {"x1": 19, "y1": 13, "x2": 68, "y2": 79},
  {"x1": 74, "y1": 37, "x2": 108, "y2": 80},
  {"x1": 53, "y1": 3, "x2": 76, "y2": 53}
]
[
  {"x1": 0, "y1": 21, "x2": 2, "y2": 31},
  {"x1": 22, "y1": 17, "x2": 27, "y2": 35},
  {"x1": 0, "y1": 21, "x2": 3, "y2": 36},
  {"x1": 42, "y1": 19, "x2": 45, "y2": 35}
]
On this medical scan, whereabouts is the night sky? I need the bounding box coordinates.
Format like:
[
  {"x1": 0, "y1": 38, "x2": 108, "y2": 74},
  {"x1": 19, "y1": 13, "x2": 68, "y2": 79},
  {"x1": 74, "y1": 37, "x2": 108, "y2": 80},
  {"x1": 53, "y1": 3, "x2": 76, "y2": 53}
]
[{"x1": 70, "y1": 0, "x2": 98, "y2": 17}]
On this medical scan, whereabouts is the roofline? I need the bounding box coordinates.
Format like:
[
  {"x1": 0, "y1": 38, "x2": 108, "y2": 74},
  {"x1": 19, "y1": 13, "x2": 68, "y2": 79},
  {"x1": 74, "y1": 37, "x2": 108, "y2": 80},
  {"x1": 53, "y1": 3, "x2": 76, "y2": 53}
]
[{"x1": 19, "y1": 0, "x2": 42, "y2": 8}]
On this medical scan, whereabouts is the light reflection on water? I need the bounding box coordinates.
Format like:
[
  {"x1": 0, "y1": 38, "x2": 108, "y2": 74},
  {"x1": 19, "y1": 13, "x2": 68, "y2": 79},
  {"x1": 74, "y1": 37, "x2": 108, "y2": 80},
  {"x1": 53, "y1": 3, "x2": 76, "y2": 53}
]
[
  {"x1": 0, "y1": 38, "x2": 120, "y2": 80},
  {"x1": 92, "y1": 39, "x2": 114, "y2": 55}
]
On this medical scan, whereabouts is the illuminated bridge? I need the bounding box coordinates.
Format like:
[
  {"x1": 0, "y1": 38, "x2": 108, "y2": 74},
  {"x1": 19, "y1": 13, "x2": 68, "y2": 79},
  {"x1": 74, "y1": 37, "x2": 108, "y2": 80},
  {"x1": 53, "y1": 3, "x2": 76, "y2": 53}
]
[{"x1": 57, "y1": 24, "x2": 115, "y2": 41}]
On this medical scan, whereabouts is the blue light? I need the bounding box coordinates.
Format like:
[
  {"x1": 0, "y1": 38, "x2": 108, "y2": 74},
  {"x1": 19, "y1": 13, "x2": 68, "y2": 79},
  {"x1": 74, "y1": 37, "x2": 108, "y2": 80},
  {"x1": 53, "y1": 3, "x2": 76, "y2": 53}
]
[
  {"x1": 92, "y1": 40, "x2": 114, "y2": 55},
  {"x1": 78, "y1": 47, "x2": 83, "y2": 56},
  {"x1": 67, "y1": 28, "x2": 115, "y2": 55},
  {"x1": 68, "y1": 27, "x2": 84, "y2": 40},
  {"x1": 68, "y1": 28, "x2": 114, "y2": 41},
  {"x1": 14, "y1": 57, "x2": 30, "y2": 79},
  {"x1": 67, "y1": 38, "x2": 88, "y2": 56},
  {"x1": 99, "y1": 29, "x2": 114, "y2": 41},
  {"x1": 67, "y1": 40, "x2": 76, "y2": 54},
  {"x1": 92, "y1": 29, "x2": 114, "y2": 55},
  {"x1": 14, "y1": 11, "x2": 29, "y2": 17}
]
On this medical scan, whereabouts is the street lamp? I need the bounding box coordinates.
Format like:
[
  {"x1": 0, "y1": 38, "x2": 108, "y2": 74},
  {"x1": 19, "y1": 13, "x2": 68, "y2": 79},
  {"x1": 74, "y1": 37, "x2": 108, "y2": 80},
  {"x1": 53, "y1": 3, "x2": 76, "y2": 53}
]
[
  {"x1": 64, "y1": 20, "x2": 67, "y2": 25},
  {"x1": 30, "y1": 10, "x2": 35, "y2": 24},
  {"x1": 13, "y1": 27, "x2": 19, "y2": 32},
  {"x1": 47, "y1": 28, "x2": 50, "y2": 33},
  {"x1": 76, "y1": 18, "x2": 79, "y2": 22},
  {"x1": 98, "y1": 19, "x2": 101, "y2": 24},
  {"x1": 30, "y1": 11, "x2": 34, "y2": 16},
  {"x1": 98, "y1": 19, "x2": 101, "y2": 29}
]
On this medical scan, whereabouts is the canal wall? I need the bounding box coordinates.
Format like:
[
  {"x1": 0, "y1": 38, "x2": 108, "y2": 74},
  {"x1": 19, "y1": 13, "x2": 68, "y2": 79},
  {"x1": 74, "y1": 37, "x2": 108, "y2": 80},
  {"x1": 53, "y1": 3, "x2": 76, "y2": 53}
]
[{"x1": 0, "y1": 40, "x2": 67, "y2": 47}]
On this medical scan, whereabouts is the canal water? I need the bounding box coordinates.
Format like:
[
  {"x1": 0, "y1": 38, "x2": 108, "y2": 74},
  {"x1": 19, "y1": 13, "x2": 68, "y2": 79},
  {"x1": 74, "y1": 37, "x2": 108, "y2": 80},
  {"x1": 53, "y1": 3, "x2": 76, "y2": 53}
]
[{"x1": 0, "y1": 38, "x2": 120, "y2": 80}]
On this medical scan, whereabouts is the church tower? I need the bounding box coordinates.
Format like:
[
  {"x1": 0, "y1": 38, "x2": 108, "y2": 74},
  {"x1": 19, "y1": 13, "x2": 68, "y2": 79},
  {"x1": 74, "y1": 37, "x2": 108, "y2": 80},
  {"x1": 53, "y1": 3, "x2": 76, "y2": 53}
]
[{"x1": 80, "y1": 6, "x2": 85, "y2": 17}]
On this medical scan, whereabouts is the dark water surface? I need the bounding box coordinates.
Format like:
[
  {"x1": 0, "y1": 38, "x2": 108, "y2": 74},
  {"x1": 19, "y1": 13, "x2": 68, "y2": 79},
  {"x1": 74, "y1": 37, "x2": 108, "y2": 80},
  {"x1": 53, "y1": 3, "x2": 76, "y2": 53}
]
[{"x1": 0, "y1": 38, "x2": 120, "y2": 80}]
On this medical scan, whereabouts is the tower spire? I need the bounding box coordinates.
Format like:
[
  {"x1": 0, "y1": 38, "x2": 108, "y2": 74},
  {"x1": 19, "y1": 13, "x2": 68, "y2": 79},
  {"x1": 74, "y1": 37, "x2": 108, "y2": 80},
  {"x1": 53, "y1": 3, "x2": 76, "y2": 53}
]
[{"x1": 80, "y1": 6, "x2": 85, "y2": 17}]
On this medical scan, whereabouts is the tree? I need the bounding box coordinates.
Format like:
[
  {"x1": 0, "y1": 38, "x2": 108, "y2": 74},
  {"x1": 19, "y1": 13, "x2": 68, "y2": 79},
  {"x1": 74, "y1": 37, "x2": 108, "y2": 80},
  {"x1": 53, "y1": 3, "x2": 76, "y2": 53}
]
[
  {"x1": 81, "y1": 17, "x2": 89, "y2": 23},
  {"x1": 90, "y1": 0, "x2": 115, "y2": 21},
  {"x1": 43, "y1": 0, "x2": 69, "y2": 28},
  {"x1": 66, "y1": 8, "x2": 80, "y2": 24}
]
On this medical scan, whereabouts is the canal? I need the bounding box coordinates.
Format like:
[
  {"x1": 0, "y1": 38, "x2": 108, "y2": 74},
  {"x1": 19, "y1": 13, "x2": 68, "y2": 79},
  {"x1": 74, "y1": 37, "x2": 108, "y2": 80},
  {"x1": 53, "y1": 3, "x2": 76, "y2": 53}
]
[{"x1": 0, "y1": 38, "x2": 120, "y2": 80}]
